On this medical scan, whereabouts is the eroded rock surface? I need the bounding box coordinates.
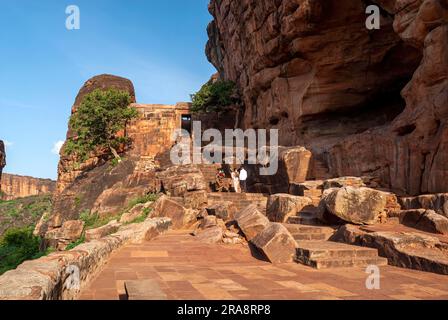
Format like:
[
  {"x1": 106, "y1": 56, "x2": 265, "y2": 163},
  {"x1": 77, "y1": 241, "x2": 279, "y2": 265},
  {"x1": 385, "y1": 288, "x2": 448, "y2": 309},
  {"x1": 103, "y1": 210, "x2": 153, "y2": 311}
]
[
  {"x1": 267, "y1": 194, "x2": 312, "y2": 223},
  {"x1": 251, "y1": 223, "x2": 297, "y2": 263},
  {"x1": 0, "y1": 174, "x2": 56, "y2": 201},
  {"x1": 206, "y1": 0, "x2": 448, "y2": 196},
  {"x1": 0, "y1": 140, "x2": 5, "y2": 191}
]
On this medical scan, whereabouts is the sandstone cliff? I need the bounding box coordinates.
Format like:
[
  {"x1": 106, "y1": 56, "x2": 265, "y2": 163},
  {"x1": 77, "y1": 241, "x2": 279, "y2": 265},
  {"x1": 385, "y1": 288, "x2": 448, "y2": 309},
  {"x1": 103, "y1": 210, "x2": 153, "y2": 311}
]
[
  {"x1": 0, "y1": 140, "x2": 5, "y2": 192},
  {"x1": 56, "y1": 74, "x2": 136, "y2": 193},
  {"x1": 0, "y1": 174, "x2": 56, "y2": 201},
  {"x1": 206, "y1": 0, "x2": 448, "y2": 196}
]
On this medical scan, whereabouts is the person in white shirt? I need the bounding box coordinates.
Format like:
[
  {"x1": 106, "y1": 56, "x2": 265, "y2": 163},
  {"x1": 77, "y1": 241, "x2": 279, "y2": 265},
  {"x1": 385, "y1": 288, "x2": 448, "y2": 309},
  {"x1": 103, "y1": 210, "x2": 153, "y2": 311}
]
[
  {"x1": 231, "y1": 168, "x2": 241, "y2": 193},
  {"x1": 239, "y1": 167, "x2": 248, "y2": 193}
]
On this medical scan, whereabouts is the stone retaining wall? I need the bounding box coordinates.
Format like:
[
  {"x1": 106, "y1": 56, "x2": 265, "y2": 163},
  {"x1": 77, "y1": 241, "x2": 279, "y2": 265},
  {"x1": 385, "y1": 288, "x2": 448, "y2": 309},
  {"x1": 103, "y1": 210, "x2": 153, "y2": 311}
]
[{"x1": 0, "y1": 217, "x2": 171, "y2": 300}]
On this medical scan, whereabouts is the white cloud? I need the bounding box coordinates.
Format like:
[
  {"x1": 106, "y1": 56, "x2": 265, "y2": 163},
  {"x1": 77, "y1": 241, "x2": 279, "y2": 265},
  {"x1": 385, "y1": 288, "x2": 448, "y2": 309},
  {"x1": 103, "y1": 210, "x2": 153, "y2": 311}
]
[
  {"x1": 52, "y1": 140, "x2": 65, "y2": 155},
  {"x1": 3, "y1": 140, "x2": 13, "y2": 147}
]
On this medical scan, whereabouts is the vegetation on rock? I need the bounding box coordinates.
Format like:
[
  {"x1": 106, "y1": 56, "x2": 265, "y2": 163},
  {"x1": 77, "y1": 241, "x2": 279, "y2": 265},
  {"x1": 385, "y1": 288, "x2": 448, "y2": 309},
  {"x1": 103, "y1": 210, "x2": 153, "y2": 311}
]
[
  {"x1": 0, "y1": 226, "x2": 50, "y2": 275},
  {"x1": 65, "y1": 88, "x2": 139, "y2": 161},
  {"x1": 0, "y1": 195, "x2": 52, "y2": 236},
  {"x1": 190, "y1": 80, "x2": 239, "y2": 114}
]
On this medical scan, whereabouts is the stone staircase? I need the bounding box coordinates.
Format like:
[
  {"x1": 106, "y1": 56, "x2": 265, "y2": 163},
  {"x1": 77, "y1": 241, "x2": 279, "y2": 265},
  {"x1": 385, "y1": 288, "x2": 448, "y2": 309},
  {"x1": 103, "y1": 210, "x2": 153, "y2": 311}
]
[
  {"x1": 207, "y1": 192, "x2": 268, "y2": 213},
  {"x1": 284, "y1": 220, "x2": 388, "y2": 269},
  {"x1": 294, "y1": 240, "x2": 388, "y2": 269}
]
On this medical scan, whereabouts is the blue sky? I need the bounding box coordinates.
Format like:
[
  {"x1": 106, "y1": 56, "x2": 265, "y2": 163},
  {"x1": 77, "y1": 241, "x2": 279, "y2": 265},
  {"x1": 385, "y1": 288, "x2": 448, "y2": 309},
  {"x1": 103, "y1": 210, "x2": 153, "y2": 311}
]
[{"x1": 0, "y1": 0, "x2": 215, "y2": 180}]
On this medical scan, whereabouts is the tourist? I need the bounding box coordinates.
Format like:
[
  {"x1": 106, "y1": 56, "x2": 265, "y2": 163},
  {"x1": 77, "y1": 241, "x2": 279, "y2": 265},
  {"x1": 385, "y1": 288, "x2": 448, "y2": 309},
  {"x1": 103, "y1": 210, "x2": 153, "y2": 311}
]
[
  {"x1": 239, "y1": 167, "x2": 248, "y2": 193},
  {"x1": 231, "y1": 168, "x2": 241, "y2": 193}
]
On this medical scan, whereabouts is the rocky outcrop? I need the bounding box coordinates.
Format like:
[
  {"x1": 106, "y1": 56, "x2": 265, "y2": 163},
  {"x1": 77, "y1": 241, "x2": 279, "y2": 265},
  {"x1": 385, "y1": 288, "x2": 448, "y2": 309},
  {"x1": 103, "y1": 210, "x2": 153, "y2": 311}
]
[
  {"x1": 266, "y1": 194, "x2": 312, "y2": 223},
  {"x1": 0, "y1": 174, "x2": 56, "y2": 201},
  {"x1": 251, "y1": 223, "x2": 297, "y2": 263},
  {"x1": 234, "y1": 204, "x2": 270, "y2": 241},
  {"x1": 0, "y1": 217, "x2": 171, "y2": 300},
  {"x1": 151, "y1": 195, "x2": 197, "y2": 229},
  {"x1": 206, "y1": 0, "x2": 448, "y2": 196},
  {"x1": 333, "y1": 224, "x2": 448, "y2": 275},
  {"x1": 400, "y1": 209, "x2": 448, "y2": 235},
  {"x1": 56, "y1": 74, "x2": 136, "y2": 193},
  {"x1": 46, "y1": 220, "x2": 85, "y2": 250},
  {"x1": 400, "y1": 193, "x2": 448, "y2": 217}
]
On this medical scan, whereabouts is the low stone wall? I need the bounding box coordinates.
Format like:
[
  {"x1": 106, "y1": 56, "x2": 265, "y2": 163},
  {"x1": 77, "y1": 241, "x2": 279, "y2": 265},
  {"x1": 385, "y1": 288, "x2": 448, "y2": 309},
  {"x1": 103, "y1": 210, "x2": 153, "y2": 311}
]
[{"x1": 0, "y1": 217, "x2": 171, "y2": 300}]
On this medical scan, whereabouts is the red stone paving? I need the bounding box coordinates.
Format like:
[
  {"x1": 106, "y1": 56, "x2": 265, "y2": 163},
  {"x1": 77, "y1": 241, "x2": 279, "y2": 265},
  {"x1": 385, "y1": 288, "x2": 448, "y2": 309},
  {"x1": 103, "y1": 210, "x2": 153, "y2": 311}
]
[{"x1": 78, "y1": 230, "x2": 448, "y2": 300}]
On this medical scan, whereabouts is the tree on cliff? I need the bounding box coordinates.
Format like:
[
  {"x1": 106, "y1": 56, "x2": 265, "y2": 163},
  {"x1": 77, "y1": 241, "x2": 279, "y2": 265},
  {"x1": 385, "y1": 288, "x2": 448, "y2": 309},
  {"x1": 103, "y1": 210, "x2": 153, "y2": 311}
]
[
  {"x1": 65, "y1": 89, "x2": 138, "y2": 162},
  {"x1": 190, "y1": 80, "x2": 239, "y2": 113}
]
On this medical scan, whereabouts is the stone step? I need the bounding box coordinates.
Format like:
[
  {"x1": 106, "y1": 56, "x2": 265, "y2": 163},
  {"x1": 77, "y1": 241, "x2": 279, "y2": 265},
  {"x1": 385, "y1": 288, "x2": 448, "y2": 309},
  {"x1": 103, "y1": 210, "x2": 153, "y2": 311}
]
[
  {"x1": 283, "y1": 224, "x2": 335, "y2": 235},
  {"x1": 297, "y1": 256, "x2": 389, "y2": 269},
  {"x1": 293, "y1": 233, "x2": 328, "y2": 241},
  {"x1": 296, "y1": 241, "x2": 380, "y2": 259},
  {"x1": 287, "y1": 214, "x2": 322, "y2": 226},
  {"x1": 295, "y1": 240, "x2": 387, "y2": 269}
]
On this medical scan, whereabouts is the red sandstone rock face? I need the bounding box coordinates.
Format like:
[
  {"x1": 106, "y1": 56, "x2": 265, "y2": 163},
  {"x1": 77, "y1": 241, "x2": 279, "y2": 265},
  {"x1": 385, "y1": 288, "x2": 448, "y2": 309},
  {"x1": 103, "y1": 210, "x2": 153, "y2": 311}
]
[
  {"x1": 0, "y1": 174, "x2": 56, "y2": 200},
  {"x1": 206, "y1": 0, "x2": 448, "y2": 196},
  {"x1": 56, "y1": 74, "x2": 136, "y2": 193},
  {"x1": 0, "y1": 141, "x2": 5, "y2": 191}
]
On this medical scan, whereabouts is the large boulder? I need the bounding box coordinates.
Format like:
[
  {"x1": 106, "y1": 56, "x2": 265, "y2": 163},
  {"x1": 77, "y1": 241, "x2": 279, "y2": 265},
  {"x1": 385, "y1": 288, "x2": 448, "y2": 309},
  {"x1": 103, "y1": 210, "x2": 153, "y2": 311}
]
[
  {"x1": 266, "y1": 194, "x2": 312, "y2": 223},
  {"x1": 183, "y1": 191, "x2": 208, "y2": 210},
  {"x1": 45, "y1": 220, "x2": 85, "y2": 250},
  {"x1": 234, "y1": 204, "x2": 270, "y2": 241},
  {"x1": 207, "y1": 201, "x2": 238, "y2": 221},
  {"x1": 157, "y1": 165, "x2": 207, "y2": 197},
  {"x1": 319, "y1": 187, "x2": 390, "y2": 225},
  {"x1": 400, "y1": 209, "x2": 448, "y2": 235},
  {"x1": 400, "y1": 194, "x2": 448, "y2": 218},
  {"x1": 85, "y1": 220, "x2": 121, "y2": 242},
  {"x1": 251, "y1": 223, "x2": 297, "y2": 263},
  {"x1": 195, "y1": 226, "x2": 224, "y2": 244},
  {"x1": 151, "y1": 195, "x2": 196, "y2": 229}
]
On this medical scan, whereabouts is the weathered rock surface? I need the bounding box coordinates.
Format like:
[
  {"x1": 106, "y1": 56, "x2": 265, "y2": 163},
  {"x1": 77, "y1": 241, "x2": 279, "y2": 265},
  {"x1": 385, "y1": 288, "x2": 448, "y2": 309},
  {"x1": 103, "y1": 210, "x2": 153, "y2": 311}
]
[
  {"x1": 400, "y1": 209, "x2": 448, "y2": 235},
  {"x1": 319, "y1": 187, "x2": 389, "y2": 225},
  {"x1": 266, "y1": 194, "x2": 312, "y2": 223},
  {"x1": 0, "y1": 218, "x2": 171, "y2": 300},
  {"x1": 151, "y1": 195, "x2": 197, "y2": 229},
  {"x1": 251, "y1": 223, "x2": 297, "y2": 263},
  {"x1": 207, "y1": 201, "x2": 237, "y2": 221},
  {"x1": 322, "y1": 177, "x2": 366, "y2": 190},
  {"x1": 57, "y1": 74, "x2": 136, "y2": 193},
  {"x1": 157, "y1": 165, "x2": 207, "y2": 197},
  {"x1": 332, "y1": 224, "x2": 448, "y2": 275},
  {"x1": 44, "y1": 157, "x2": 161, "y2": 240},
  {"x1": 234, "y1": 204, "x2": 270, "y2": 241},
  {"x1": 207, "y1": 0, "x2": 448, "y2": 196},
  {"x1": 45, "y1": 220, "x2": 85, "y2": 251},
  {"x1": 120, "y1": 202, "x2": 153, "y2": 224},
  {"x1": 85, "y1": 220, "x2": 122, "y2": 242},
  {"x1": 0, "y1": 173, "x2": 56, "y2": 201},
  {"x1": 248, "y1": 146, "x2": 312, "y2": 194},
  {"x1": 195, "y1": 226, "x2": 224, "y2": 244},
  {"x1": 183, "y1": 190, "x2": 208, "y2": 210},
  {"x1": 400, "y1": 193, "x2": 448, "y2": 217}
]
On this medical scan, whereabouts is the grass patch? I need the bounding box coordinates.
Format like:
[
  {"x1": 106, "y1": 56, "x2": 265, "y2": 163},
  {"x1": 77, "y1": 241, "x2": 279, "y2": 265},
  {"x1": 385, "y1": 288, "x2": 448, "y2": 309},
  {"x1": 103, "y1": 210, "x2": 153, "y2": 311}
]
[
  {"x1": 65, "y1": 234, "x2": 86, "y2": 251},
  {"x1": 126, "y1": 194, "x2": 159, "y2": 211},
  {"x1": 0, "y1": 195, "x2": 53, "y2": 237},
  {"x1": 126, "y1": 207, "x2": 152, "y2": 225},
  {"x1": 79, "y1": 210, "x2": 120, "y2": 230}
]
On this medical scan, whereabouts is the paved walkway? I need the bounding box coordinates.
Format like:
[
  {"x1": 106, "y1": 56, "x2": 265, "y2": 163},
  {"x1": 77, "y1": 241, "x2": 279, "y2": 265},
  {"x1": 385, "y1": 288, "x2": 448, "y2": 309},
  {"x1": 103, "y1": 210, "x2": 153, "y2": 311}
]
[{"x1": 78, "y1": 230, "x2": 448, "y2": 300}]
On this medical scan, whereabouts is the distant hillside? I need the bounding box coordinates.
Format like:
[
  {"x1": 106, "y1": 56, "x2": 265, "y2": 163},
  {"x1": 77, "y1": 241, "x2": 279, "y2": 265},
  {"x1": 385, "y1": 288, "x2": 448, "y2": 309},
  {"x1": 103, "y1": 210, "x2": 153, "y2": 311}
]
[{"x1": 0, "y1": 194, "x2": 52, "y2": 236}]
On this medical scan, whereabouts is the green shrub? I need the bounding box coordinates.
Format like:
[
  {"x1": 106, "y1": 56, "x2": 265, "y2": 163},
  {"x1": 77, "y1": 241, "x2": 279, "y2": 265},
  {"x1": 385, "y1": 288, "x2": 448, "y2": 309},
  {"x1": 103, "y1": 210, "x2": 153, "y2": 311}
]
[
  {"x1": 65, "y1": 88, "x2": 139, "y2": 161},
  {"x1": 79, "y1": 210, "x2": 120, "y2": 230},
  {"x1": 127, "y1": 207, "x2": 152, "y2": 225},
  {"x1": 0, "y1": 227, "x2": 44, "y2": 275},
  {"x1": 65, "y1": 234, "x2": 86, "y2": 251},
  {"x1": 190, "y1": 80, "x2": 239, "y2": 114}
]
